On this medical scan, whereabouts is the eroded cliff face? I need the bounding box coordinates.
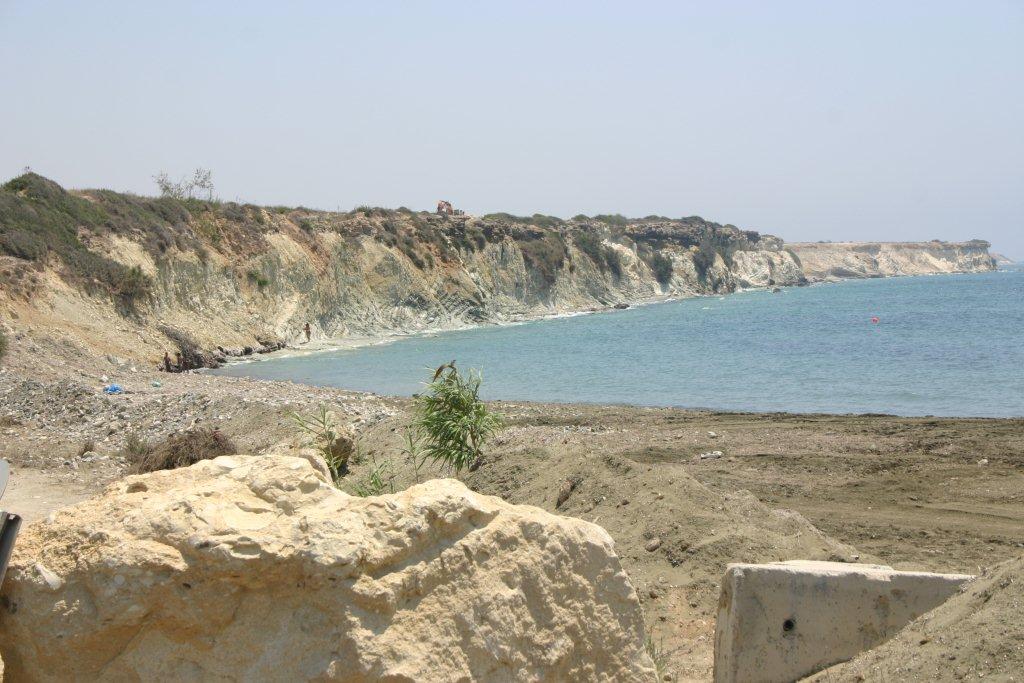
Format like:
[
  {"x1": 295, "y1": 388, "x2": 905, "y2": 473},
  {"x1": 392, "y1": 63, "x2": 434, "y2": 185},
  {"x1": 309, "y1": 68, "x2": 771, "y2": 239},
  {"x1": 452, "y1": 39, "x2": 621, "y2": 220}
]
[
  {"x1": 0, "y1": 175, "x2": 804, "y2": 366},
  {"x1": 0, "y1": 175, "x2": 997, "y2": 370},
  {"x1": 788, "y1": 241, "x2": 997, "y2": 281}
]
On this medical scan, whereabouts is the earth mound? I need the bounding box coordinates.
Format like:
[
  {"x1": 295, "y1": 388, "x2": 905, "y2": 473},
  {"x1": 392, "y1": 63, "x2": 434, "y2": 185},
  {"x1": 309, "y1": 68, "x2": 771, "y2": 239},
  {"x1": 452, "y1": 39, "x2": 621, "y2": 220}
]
[
  {"x1": 0, "y1": 455, "x2": 656, "y2": 682},
  {"x1": 809, "y1": 554, "x2": 1024, "y2": 681}
]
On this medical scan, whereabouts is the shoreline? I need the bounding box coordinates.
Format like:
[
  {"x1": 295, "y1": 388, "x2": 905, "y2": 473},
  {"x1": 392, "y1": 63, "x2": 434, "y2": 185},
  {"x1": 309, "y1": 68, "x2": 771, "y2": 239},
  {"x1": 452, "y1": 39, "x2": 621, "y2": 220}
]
[
  {"x1": 3, "y1": 296, "x2": 1022, "y2": 680},
  {"x1": 212, "y1": 291, "x2": 688, "y2": 366},
  {"x1": 201, "y1": 267, "x2": 1024, "y2": 420},
  {"x1": 216, "y1": 267, "x2": 1012, "y2": 369}
]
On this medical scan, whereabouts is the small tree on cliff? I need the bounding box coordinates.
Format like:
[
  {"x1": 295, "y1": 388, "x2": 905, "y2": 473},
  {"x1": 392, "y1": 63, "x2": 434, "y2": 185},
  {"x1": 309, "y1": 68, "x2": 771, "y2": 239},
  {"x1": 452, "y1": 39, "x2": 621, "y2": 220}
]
[
  {"x1": 412, "y1": 362, "x2": 501, "y2": 474},
  {"x1": 153, "y1": 168, "x2": 215, "y2": 200}
]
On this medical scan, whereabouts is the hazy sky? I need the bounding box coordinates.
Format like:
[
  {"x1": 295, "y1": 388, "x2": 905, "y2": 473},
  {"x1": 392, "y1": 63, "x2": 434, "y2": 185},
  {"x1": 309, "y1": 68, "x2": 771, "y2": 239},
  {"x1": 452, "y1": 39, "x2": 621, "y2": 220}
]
[{"x1": 2, "y1": 1, "x2": 1021, "y2": 256}]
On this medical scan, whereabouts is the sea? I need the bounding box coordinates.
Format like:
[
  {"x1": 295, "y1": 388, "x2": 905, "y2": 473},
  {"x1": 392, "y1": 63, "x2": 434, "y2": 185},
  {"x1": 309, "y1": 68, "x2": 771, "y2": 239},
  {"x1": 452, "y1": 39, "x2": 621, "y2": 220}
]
[{"x1": 212, "y1": 266, "x2": 1024, "y2": 418}]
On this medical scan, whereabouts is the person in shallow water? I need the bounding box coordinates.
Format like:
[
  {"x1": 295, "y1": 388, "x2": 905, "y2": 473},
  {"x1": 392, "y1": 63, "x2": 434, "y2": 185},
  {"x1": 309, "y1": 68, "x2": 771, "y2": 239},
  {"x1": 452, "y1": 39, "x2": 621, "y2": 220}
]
[{"x1": 304, "y1": 322, "x2": 311, "y2": 343}]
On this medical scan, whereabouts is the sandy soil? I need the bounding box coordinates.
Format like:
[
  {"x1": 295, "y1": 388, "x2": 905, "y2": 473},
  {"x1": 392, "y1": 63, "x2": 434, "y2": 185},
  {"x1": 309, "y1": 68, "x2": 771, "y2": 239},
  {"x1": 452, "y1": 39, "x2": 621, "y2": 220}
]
[
  {"x1": 2, "y1": 352, "x2": 1022, "y2": 681},
  {"x1": 809, "y1": 555, "x2": 1024, "y2": 681}
]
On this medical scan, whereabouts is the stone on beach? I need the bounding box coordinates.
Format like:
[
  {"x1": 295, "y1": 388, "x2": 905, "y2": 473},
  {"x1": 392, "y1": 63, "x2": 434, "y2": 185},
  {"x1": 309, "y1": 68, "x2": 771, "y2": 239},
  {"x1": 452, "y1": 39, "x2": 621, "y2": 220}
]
[{"x1": 0, "y1": 454, "x2": 656, "y2": 682}]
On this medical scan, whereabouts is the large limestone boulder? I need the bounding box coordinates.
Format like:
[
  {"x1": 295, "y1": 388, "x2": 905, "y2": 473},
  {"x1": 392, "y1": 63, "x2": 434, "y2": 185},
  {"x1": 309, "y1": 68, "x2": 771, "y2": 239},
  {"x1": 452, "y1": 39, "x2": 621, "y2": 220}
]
[{"x1": 0, "y1": 456, "x2": 656, "y2": 682}]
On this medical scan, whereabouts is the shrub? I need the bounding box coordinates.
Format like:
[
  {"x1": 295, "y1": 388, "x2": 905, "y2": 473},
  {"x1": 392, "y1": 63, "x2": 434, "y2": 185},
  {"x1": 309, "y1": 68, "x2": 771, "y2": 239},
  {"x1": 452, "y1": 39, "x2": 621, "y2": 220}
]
[
  {"x1": 246, "y1": 269, "x2": 270, "y2": 289},
  {"x1": 220, "y1": 202, "x2": 248, "y2": 223},
  {"x1": 111, "y1": 265, "x2": 152, "y2": 308},
  {"x1": 517, "y1": 233, "x2": 568, "y2": 287},
  {"x1": 124, "y1": 429, "x2": 237, "y2": 474},
  {"x1": 648, "y1": 251, "x2": 674, "y2": 284},
  {"x1": 693, "y1": 233, "x2": 735, "y2": 279},
  {"x1": 411, "y1": 362, "x2": 502, "y2": 474},
  {"x1": 592, "y1": 213, "x2": 630, "y2": 227},
  {"x1": 153, "y1": 168, "x2": 214, "y2": 201},
  {"x1": 353, "y1": 205, "x2": 391, "y2": 217},
  {"x1": 528, "y1": 214, "x2": 562, "y2": 229},
  {"x1": 291, "y1": 404, "x2": 351, "y2": 481},
  {"x1": 483, "y1": 213, "x2": 563, "y2": 229},
  {"x1": 0, "y1": 174, "x2": 159, "y2": 304},
  {"x1": 482, "y1": 212, "x2": 528, "y2": 223},
  {"x1": 122, "y1": 432, "x2": 151, "y2": 463},
  {"x1": 575, "y1": 231, "x2": 623, "y2": 278},
  {"x1": 575, "y1": 231, "x2": 604, "y2": 264},
  {"x1": 645, "y1": 633, "x2": 677, "y2": 681},
  {"x1": 604, "y1": 246, "x2": 623, "y2": 278},
  {"x1": 349, "y1": 459, "x2": 396, "y2": 497}
]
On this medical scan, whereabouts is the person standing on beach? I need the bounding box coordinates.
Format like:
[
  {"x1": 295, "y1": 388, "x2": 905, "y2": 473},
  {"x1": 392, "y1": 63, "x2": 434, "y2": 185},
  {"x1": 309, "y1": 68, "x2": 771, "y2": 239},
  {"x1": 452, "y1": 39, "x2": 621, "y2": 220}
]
[
  {"x1": 304, "y1": 322, "x2": 311, "y2": 343},
  {"x1": 163, "y1": 352, "x2": 172, "y2": 372}
]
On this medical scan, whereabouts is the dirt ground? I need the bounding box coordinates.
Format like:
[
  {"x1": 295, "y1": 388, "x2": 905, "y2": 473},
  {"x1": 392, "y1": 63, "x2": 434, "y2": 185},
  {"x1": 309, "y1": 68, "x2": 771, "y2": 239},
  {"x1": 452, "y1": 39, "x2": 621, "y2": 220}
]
[
  {"x1": 809, "y1": 554, "x2": 1024, "y2": 681},
  {"x1": 2, "y1": 359, "x2": 1022, "y2": 681}
]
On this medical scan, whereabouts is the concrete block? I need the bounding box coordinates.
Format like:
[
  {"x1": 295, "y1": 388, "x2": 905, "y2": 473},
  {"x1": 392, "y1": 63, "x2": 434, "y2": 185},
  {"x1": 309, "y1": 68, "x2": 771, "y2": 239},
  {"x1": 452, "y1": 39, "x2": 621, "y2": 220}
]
[{"x1": 713, "y1": 560, "x2": 973, "y2": 683}]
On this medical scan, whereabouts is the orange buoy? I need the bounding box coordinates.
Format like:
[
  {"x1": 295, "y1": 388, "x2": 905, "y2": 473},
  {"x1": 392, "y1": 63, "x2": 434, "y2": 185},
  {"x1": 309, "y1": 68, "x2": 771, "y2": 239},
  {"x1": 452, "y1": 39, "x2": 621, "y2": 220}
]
[{"x1": 870, "y1": 316, "x2": 880, "y2": 324}]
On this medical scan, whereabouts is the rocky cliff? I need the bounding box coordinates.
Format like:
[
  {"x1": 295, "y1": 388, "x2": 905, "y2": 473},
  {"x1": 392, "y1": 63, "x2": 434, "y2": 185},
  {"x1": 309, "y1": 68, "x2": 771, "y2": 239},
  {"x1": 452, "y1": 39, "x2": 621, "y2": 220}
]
[
  {"x1": 0, "y1": 174, "x2": 803, "y2": 367},
  {"x1": 788, "y1": 241, "x2": 996, "y2": 281},
  {"x1": 0, "y1": 174, "x2": 996, "y2": 370}
]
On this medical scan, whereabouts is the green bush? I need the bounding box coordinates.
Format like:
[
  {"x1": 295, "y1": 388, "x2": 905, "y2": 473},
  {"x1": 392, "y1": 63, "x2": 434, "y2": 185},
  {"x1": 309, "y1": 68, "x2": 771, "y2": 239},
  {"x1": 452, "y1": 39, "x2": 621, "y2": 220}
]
[
  {"x1": 247, "y1": 269, "x2": 270, "y2": 289},
  {"x1": 592, "y1": 213, "x2": 630, "y2": 227},
  {"x1": 353, "y1": 205, "x2": 392, "y2": 217},
  {"x1": 693, "y1": 233, "x2": 735, "y2": 279},
  {"x1": 645, "y1": 633, "x2": 678, "y2": 681},
  {"x1": 0, "y1": 174, "x2": 155, "y2": 305},
  {"x1": 291, "y1": 404, "x2": 352, "y2": 482},
  {"x1": 574, "y1": 231, "x2": 623, "y2": 278},
  {"x1": 482, "y1": 212, "x2": 529, "y2": 223},
  {"x1": 111, "y1": 265, "x2": 152, "y2": 307},
  {"x1": 648, "y1": 251, "x2": 674, "y2": 284},
  {"x1": 517, "y1": 233, "x2": 568, "y2": 287},
  {"x1": 349, "y1": 459, "x2": 396, "y2": 497},
  {"x1": 411, "y1": 362, "x2": 502, "y2": 474},
  {"x1": 483, "y1": 212, "x2": 563, "y2": 229},
  {"x1": 693, "y1": 237, "x2": 716, "y2": 278},
  {"x1": 574, "y1": 231, "x2": 604, "y2": 263}
]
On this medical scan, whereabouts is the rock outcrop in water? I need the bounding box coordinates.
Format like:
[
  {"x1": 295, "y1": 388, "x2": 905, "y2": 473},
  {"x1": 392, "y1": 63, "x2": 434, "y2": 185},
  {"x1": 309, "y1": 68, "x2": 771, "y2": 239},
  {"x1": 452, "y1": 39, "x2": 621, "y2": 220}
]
[
  {"x1": 0, "y1": 455, "x2": 656, "y2": 681},
  {"x1": 788, "y1": 240, "x2": 996, "y2": 281}
]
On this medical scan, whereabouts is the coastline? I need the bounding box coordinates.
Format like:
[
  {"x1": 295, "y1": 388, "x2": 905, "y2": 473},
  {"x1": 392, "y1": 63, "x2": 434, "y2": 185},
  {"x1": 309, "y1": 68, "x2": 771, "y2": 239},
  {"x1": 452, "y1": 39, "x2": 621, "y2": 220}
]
[
  {"x1": 213, "y1": 291, "x2": 687, "y2": 366},
  {"x1": 212, "y1": 266, "x2": 1003, "y2": 368},
  {"x1": 2, "y1": 267, "x2": 1021, "y2": 681}
]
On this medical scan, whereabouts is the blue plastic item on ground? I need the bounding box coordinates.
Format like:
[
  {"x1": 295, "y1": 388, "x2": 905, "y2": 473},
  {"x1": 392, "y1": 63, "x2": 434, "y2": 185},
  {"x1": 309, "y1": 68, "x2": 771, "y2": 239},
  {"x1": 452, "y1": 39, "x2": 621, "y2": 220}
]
[{"x1": 103, "y1": 384, "x2": 124, "y2": 394}]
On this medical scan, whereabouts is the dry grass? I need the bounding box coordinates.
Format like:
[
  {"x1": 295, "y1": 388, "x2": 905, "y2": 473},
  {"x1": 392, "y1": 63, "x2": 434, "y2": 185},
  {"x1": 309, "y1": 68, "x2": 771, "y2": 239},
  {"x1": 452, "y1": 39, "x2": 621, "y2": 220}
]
[{"x1": 124, "y1": 429, "x2": 237, "y2": 474}]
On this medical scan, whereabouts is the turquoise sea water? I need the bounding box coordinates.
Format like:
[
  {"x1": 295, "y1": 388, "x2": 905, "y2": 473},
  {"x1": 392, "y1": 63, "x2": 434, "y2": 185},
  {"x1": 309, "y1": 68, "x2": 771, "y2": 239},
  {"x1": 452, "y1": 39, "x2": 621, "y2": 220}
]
[{"x1": 213, "y1": 267, "x2": 1024, "y2": 417}]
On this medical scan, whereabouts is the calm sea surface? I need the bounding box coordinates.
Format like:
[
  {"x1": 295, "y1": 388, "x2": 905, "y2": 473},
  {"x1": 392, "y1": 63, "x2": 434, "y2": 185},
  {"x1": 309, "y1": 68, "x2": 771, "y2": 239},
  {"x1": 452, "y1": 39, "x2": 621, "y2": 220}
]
[{"x1": 213, "y1": 267, "x2": 1024, "y2": 417}]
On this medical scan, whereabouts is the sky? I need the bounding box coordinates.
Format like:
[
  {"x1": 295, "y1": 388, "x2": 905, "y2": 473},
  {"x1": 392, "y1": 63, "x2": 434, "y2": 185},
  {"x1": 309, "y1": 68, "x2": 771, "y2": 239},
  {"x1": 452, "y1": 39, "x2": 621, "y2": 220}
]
[{"x1": 1, "y1": 1, "x2": 1022, "y2": 257}]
